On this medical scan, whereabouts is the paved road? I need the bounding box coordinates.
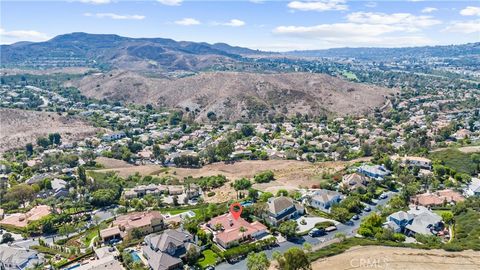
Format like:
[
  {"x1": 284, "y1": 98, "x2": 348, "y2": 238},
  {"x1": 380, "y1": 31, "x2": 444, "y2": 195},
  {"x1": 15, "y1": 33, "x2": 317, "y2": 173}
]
[{"x1": 216, "y1": 191, "x2": 396, "y2": 270}]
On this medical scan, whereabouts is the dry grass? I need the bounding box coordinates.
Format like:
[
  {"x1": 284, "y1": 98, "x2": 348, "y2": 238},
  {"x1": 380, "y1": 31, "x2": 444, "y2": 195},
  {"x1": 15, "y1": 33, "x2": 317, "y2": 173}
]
[
  {"x1": 0, "y1": 108, "x2": 100, "y2": 153},
  {"x1": 94, "y1": 158, "x2": 370, "y2": 202},
  {"x1": 67, "y1": 71, "x2": 396, "y2": 121},
  {"x1": 309, "y1": 246, "x2": 480, "y2": 270}
]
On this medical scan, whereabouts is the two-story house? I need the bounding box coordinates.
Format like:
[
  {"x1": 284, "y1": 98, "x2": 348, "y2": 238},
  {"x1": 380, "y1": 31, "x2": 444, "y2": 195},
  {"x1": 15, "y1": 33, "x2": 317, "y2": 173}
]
[
  {"x1": 265, "y1": 196, "x2": 304, "y2": 226},
  {"x1": 142, "y1": 229, "x2": 198, "y2": 270},
  {"x1": 305, "y1": 189, "x2": 343, "y2": 213}
]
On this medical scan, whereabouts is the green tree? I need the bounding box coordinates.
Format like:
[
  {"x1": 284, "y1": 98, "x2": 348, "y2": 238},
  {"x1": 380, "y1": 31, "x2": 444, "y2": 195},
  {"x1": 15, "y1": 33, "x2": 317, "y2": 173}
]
[
  {"x1": 78, "y1": 166, "x2": 87, "y2": 184},
  {"x1": 0, "y1": 233, "x2": 14, "y2": 244},
  {"x1": 259, "y1": 192, "x2": 274, "y2": 202},
  {"x1": 233, "y1": 178, "x2": 252, "y2": 191},
  {"x1": 276, "y1": 189, "x2": 288, "y2": 197},
  {"x1": 25, "y1": 143, "x2": 34, "y2": 156},
  {"x1": 36, "y1": 137, "x2": 51, "y2": 148},
  {"x1": 358, "y1": 213, "x2": 384, "y2": 238},
  {"x1": 48, "y1": 133, "x2": 61, "y2": 145},
  {"x1": 278, "y1": 247, "x2": 311, "y2": 270},
  {"x1": 246, "y1": 251, "x2": 270, "y2": 270},
  {"x1": 278, "y1": 220, "x2": 298, "y2": 239},
  {"x1": 5, "y1": 184, "x2": 35, "y2": 208},
  {"x1": 254, "y1": 170, "x2": 274, "y2": 183},
  {"x1": 185, "y1": 245, "x2": 200, "y2": 265},
  {"x1": 216, "y1": 140, "x2": 234, "y2": 160}
]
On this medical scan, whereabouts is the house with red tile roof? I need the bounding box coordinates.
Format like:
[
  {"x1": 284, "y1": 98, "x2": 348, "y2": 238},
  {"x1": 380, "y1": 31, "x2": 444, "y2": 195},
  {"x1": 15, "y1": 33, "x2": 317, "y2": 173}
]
[
  {"x1": 0, "y1": 205, "x2": 51, "y2": 228},
  {"x1": 100, "y1": 211, "x2": 164, "y2": 243},
  {"x1": 204, "y1": 213, "x2": 267, "y2": 248},
  {"x1": 411, "y1": 189, "x2": 465, "y2": 207}
]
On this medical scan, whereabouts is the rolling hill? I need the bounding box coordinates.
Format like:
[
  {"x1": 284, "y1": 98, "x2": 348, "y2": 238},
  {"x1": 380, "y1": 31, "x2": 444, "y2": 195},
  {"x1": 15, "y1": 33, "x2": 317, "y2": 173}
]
[{"x1": 66, "y1": 70, "x2": 396, "y2": 122}]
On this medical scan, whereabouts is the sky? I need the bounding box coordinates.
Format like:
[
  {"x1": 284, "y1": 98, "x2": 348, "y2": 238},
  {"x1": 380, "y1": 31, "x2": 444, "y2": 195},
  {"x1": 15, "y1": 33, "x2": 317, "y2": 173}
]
[{"x1": 1, "y1": 0, "x2": 479, "y2": 51}]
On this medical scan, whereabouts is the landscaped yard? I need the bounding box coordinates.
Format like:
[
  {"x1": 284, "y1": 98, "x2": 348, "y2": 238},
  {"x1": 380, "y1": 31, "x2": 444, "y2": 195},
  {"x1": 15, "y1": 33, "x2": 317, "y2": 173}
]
[{"x1": 197, "y1": 249, "x2": 219, "y2": 269}]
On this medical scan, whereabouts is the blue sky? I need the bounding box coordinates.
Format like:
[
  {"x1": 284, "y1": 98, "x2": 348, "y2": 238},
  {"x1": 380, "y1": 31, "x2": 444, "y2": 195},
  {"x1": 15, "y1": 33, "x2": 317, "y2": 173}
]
[{"x1": 1, "y1": 1, "x2": 479, "y2": 51}]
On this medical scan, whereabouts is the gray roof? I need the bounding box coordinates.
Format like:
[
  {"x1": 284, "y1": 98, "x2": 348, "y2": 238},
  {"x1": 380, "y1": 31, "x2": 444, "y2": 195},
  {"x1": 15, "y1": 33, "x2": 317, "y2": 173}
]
[
  {"x1": 468, "y1": 178, "x2": 480, "y2": 193},
  {"x1": 389, "y1": 211, "x2": 413, "y2": 221},
  {"x1": 0, "y1": 245, "x2": 44, "y2": 270},
  {"x1": 406, "y1": 212, "x2": 442, "y2": 235},
  {"x1": 145, "y1": 229, "x2": 193, "y2": 252},
  {"x1": 267, "y1": 196, "x2": 295, "y2": 215},
  {"x1": 143, "y1": 247, "x2": 182, "y2": 270},
  {"x1": 310, "y1": 189, "x2": 342, "y2": 203}
]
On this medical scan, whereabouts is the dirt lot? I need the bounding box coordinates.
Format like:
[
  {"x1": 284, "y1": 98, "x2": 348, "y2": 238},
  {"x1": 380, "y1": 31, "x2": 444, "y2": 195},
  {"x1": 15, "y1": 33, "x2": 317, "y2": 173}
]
[
  {"x1": 0, "y1": 108, "x2": 101, "y2": 153},
  {"x1": 457, "y1": 146, "x2": 480, "y2": 153},
  {"x1": 95, "y1": 157, "x2": 133, "y2": 169},
  {"x1": 95, "y1": 158, "x2": 370, "y2": 203},
  {"x1": 310, "y1": 246, "x2": 480, "y2": 270}
]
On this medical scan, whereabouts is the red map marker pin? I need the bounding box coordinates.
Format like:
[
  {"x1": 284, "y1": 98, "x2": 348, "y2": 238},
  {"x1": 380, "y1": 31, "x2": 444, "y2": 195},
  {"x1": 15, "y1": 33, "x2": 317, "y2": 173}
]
[{"x1": 229, "y1": 202, "x2": 243, "y2": 220}]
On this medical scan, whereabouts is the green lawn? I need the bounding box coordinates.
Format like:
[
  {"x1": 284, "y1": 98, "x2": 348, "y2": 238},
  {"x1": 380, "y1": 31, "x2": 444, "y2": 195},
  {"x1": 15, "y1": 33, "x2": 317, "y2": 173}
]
[
  {"x1": 197, "y1": 249, "x2": 219, "y2": 269},
  {"x1": 432, "y1": 209, "x2": 452, "y2": 216},
  {"x1": 342, "y1": 70, "x2": 358, "y2": 80}
]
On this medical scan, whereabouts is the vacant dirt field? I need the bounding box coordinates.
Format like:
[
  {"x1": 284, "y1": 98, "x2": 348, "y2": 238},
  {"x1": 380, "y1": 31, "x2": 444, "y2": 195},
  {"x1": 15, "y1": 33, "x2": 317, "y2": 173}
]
[
  {"x1": 0, "y1": 108, "x2": 100, "y2": 153},
  {"x1": 95, "y1": 158, "x2": 370, "y2": 203},
  {"x1": 95, "y1": 157, "x2": 133, "y2": 169},
  {"x1": 310, "y1": 246, "x2": 480, "y2": 270}
]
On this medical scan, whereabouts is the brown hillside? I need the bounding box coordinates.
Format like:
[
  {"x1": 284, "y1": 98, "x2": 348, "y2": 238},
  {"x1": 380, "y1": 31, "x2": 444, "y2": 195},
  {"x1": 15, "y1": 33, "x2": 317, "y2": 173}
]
[
  {"x1": 0, "y1": 108, "x2": 100, "y2": 153},
  {"x1": 67, "y1": 71, "x2": 396, "y2": 121}
]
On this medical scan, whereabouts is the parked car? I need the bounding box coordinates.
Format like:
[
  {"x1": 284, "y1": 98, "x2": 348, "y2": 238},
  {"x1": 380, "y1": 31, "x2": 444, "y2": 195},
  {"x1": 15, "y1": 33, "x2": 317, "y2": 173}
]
[
  {"x1": 325, "y1": 226, "x2": 337, "y2": 232},
  {"x1": 352, "y1": 214, "x2": 359, "y2": 220},
  {"x1": 379, "y1": 193, "x2": 387, "y2": 199},
  {"x1": 309, "y1": 228, "x2": 326, "y2": 237},
  {"x1": 364, "y1": 206, "x2": 371, "y2": 212}
]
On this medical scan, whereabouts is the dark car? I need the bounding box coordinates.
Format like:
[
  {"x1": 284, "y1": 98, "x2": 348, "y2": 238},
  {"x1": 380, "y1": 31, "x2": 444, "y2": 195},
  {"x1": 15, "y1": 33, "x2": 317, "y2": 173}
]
[{"x1": 308, "y1": 228, "x2": 326, "y2": 237}]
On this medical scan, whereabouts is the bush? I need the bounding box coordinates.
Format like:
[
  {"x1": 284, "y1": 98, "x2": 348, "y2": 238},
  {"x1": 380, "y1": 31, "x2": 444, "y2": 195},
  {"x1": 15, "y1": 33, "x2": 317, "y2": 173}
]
[
  {"x1": 207, "y1": 192, "x2": 216, "y2": 197},
  {"x1": 254, "y1": 171, "x2": 274, "y2": 183}
]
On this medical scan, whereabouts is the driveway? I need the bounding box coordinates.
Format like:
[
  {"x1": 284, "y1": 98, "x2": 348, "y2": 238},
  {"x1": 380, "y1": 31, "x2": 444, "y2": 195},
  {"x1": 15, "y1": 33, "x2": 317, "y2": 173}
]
[
  {"x1": 215, "y1": 190, "x2": 397, "y2": 270},
  {"x1": 296, "y1": 217, "x2": 340, "y2": 233}
]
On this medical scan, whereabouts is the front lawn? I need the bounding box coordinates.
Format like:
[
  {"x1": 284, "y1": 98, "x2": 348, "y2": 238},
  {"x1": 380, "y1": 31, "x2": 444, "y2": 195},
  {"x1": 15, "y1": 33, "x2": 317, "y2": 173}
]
[{"x1": 197, "y1": 249, "x2": 219, "y2": 269}]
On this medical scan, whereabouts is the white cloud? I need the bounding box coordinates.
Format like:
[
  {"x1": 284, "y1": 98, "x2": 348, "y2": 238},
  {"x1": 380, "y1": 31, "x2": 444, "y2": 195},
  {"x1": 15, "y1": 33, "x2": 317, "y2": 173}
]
[
  {"x1": 287, "y1": 0, "x2": 348, "y2": 12},
  {"x1": 346, "y1": 12, "x2": 441, "y2": 31},
  {"x1": 83, "y1": 12, "x2": 145, "y2": 20},
  {"x1": 444, "y1": 20, "x2": 480, "y2": 34},
  {"x1": 460, "y1": 6, "x2": 480, "y2": 16},
  {"x1": 421, "y1": 7, "x2": 438, "y2": 13},
  {"x1": 273, "y1": 23, "x2": 433, "y2": 48},
  {"x1": 365, "y1": 2, "x2": 377, "y2": 8},
  {"x1": 274, "y1": 23, "x2": 402, "y2": 38},
  {"x1": 174, "y1": 18, "x2": 200, "y2": 26},
  {"x1": 157, "y1": 0, "x2": 183, "y2": 6},
  {"x1": 79, "y1": 0, "x2": 111, "y2": 4},
  {"x1": 218, "y1": 19, "x2": 246, "y2": 27},
  {"x1": 0, "y1": 28, "x2": 50, "y2": 44}
]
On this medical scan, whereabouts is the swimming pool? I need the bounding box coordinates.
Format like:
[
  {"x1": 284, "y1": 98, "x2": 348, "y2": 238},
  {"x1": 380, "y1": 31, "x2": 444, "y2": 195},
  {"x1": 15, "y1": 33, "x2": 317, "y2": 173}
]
[{"x1": 130, "y1": 251, "x2": 141, "y2": 262}]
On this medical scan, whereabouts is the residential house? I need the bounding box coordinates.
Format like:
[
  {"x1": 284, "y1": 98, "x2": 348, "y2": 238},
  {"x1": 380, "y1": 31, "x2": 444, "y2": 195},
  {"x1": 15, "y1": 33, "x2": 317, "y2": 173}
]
[
  {"x1": 357, "y1": 164, "x2": 391, "y2": 180},
  {"x1": 75, "y1": 255, "x2": 124, "y2": 270},
  {"x1": 453, "y1": 129, "x2": 472, "y2": 140},
  {"x1": 341, "y1": 173, "x2": 369, "y2": 191},
  {"x1": 265, "y1": 196, "x2": 304, "y2": 226},
  {"x1": 411, "y1": 189, "x2": 465, "y2": 207},
  {"x1": 205, "y1": 213, "x2": 268, "y2": 248},
  {"x1": 405, "y1": 207, "x2": 443, "y2": 236},
  {"x1": 384, "y1": 211, "x2": 414, "y2": 233},
  {"x1": 142, "y1": 229, "x2": 197, "y2": 270},
  {"x1": 305, "y1": 189, "x2": 343, "y2": 213},
  {"x1": 0, "y1": 205, "x2": 51, "y2": 228},
  {"x1": 101, "y1": 132, "x2": 126, "y2": 142},
  {"x1": 100, "y1": 211, "x2": 164, "y2": 243},
  {"x1": 0, "y1": 244, "x2": 44, "y2": 270},
  {"x1": 392, "y1": 155, "x2": 432, "y2": 170},
  {"x1": 37, "y1": 178, "x2": 69, "y2": 199},
  {"x1": 123, "y1": 184, "x2": 168, "y2": 199},
  {"x1": 465, "y1": 178, "x2": 480, "y2": 197}
]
